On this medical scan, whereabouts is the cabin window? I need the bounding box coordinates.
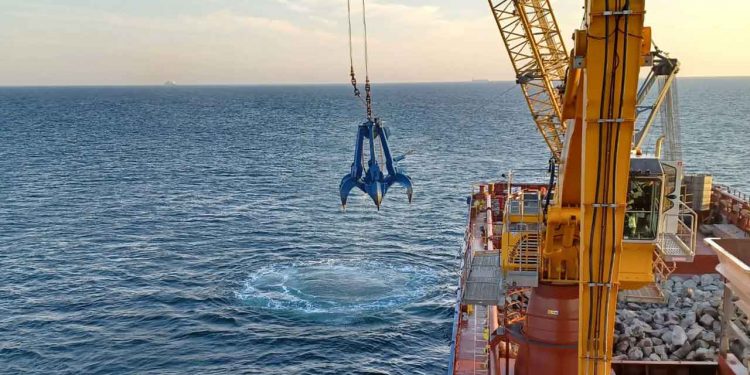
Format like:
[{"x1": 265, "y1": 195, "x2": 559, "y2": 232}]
[
  {"x1": 508, "y1": 222, "x2": 539, "y2": 232},
  {"x1": 624, "y1": 178, "x2": 662, "y2": 240},
  {"x1": 509, "y1": 200, "x2": 521, "y2": 214},
  {"x1": 523, "y1": 192, "x2": 540, "y2": 214}
]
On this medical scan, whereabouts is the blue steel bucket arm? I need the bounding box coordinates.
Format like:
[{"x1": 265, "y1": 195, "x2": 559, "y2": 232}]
[
  {"x1": 339, "y1": 124, "x2": 367, "y2": 207},
  {"x1": 375, "y1": 120, "x2": 413, "y2": 203},
  {"x1": 339, "y1": 119, "x2": 413, "y2": 210}
]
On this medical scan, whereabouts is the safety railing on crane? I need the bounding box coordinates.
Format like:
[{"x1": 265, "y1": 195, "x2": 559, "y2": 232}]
[
  {"x1": 506, "y1": 231, "x2": 541, "y2": 271},
  {"x1": 653, "y1": 245, "x2": 677, "y2": 292},
  {"x1": 657, "y1": 200, "x2": 697, "y2": 262}
]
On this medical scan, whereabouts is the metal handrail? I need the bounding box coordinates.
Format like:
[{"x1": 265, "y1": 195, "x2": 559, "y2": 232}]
[
  {"x1": 504, "y1": 190, "x2": 543, "y2": 271},
  {"x1": 449, "y1": 203, "x2": 477, "y2": 375},
  {"x1": 658, "y1": 199, "x2": 698, "y2": 257},
  {"x1": 678, "y1": 200, "x2": 698, "y2": 252},
  {"x1": 459, "y1": 227, "x2": 475, "y2": 301},
  {"x1": 715, "y1": 184, "x2": 750, "y2": 203},
  {"x1": 447, "y1": 288, "x2": 461, "y2": 375},
  {"x1": 653, "y1": 246, "x2": 676, "y2": 284},
  {"x1": 506, "y1": 232, "x2": 540, "y2": 271}
]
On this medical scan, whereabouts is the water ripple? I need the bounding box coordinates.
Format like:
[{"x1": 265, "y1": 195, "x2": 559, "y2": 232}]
[{"x1": 1, "y1": 81, "x2": 747, "y2": 374}]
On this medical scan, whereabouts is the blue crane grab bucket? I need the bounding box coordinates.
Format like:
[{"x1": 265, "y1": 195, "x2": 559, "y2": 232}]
[{"x1": 339, "y1": 118, "x2": 413, "y2": 210}]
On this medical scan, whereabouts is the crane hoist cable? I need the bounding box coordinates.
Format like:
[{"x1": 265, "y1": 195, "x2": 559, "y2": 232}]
[
  {"x1": 339, "y1": 0, "x2": 413, "y2": 210},
  {"x1": 347, "y1": 0, "x2": 383, "y2": 167},
  {"x1": 347, "y1": 0, "x2": 360, "y2": 99},
  {"x1": 346, "y1": 0, "x2": 373, "y2": 120}
]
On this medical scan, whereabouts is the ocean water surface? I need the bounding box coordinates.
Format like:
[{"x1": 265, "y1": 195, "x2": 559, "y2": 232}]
[{"x1": 1, "y1": 79, "x2": 748, "y2": 374}]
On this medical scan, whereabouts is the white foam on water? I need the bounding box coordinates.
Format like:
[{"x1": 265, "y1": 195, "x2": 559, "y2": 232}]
[{"x1": 235, "y1": 259, "x2": 439, "y2": 314}]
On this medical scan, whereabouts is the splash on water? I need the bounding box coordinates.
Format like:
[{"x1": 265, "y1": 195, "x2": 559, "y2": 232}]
[{"x1": 235, "y1": 259, "x2": 439, "y2": 313}]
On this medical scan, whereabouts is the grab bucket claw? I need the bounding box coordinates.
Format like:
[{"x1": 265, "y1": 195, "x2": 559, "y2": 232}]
[{"x1": 339, "y1": 118, "x2": 413, "y2": 210}]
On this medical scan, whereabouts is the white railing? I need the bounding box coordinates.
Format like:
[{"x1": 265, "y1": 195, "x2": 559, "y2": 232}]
[{"x1": 657, "y1": 200, "x2": 697, "y2": 261}]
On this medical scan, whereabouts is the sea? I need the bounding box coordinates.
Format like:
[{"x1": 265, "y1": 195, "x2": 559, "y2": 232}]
[{"x1": 1, "y1": 78, "x2": 748, "y2": 374}]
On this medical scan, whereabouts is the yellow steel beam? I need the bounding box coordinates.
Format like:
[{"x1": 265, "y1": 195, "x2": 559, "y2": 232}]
[
  {"x1": 488, "y1": 0, "x2": 569, "y2": 161},
  {"x1": 577, "y1": 1, "x2": 646, "y2": 374}
]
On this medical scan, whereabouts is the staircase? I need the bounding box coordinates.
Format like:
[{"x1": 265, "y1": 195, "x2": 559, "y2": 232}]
[
  {"x1": 502, "y1": 288, "x2": 529, "y2": 325},
  {"x1": 506, "y1": 233, "x2": 540, "y2": 287}
]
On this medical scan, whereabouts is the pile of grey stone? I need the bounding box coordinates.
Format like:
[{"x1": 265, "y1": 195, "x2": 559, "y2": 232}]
[{"x1": 612, "y1": 273, "x2": 738, "y2": 362}]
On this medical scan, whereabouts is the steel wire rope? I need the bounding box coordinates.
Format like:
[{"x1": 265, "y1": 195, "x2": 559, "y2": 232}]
[
  {"x1": 347, "y1": 0, "x2": 383, "y2": 166},
  {"x1": 361, "y1": 0, "x2": 373, "y2": 121},
  {"x1": 356, "y1": 0, "x2": 383, "y2": 165},
  {"x1": 347, "y1": 0, "x2": 363, "y2": 104}
]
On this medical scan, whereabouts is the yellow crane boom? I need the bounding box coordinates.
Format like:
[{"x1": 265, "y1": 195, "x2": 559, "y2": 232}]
[{"x1": 488, "y1": 0, "x2": 569, "y2": 161}]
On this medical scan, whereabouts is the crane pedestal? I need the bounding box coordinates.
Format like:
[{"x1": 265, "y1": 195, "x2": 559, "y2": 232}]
[{"x1": 511, "y1": 284, "x2": 578, "y2": 375}]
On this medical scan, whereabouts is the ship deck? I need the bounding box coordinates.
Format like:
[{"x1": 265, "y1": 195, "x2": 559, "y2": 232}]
[
  {"x1": 451, "y1": 182, "x2": 750, "y2": 375},
  {"x1": 463, "y1": 210, "x2": 503, "y2": 306},
  {"x1": 455, "y1": 202, "x2": 504, "y2": 374},
  {"x1": 453, "y1": 304, "x2": 489, "y2": 375}
]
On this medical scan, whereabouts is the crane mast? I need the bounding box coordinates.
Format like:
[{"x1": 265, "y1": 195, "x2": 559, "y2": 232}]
[{"x1": 575, "y1": 1, "x2": 647, "y2": 373}]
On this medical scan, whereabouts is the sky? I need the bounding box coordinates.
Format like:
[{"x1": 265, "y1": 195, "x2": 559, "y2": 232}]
[{"x1": 1, "y1": 0, "x2": 748, "y2": 86}]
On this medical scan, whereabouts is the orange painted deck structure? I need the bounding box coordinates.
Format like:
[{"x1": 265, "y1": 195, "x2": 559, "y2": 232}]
[{"x1": 449, "y1": 182, "x2": 750, "y2": 375}]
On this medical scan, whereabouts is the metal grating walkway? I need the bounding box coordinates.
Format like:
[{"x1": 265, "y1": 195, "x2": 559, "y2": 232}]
[
  {"x1": 657, "y1": 233, "x2": 694, "y2": 262},
  {"x1": 463, "y1": 252, "x2": 503, "y2": 306}
]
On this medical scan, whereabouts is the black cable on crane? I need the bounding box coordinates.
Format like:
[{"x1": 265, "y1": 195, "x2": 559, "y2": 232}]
[
  {"x1": 610, "y1": 2, "x2": 630, "y2": 284},
  {"x1": 596, "y1": 2, "x2": 627, "y2": 370},
  {"x1": 602, "y1": 0, "x2": 631, "y2": 357},
  {"x1": 585, "y1": 0, "x2": 611, "y2": 367},
  {"x1": 596, "y1": 3, "x2": 621, "y2": 360}
]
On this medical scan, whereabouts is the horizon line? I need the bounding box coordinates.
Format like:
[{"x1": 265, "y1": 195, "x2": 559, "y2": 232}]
[{"x1": 1, "y1": 75, "x2": 749, "y2": 88}]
